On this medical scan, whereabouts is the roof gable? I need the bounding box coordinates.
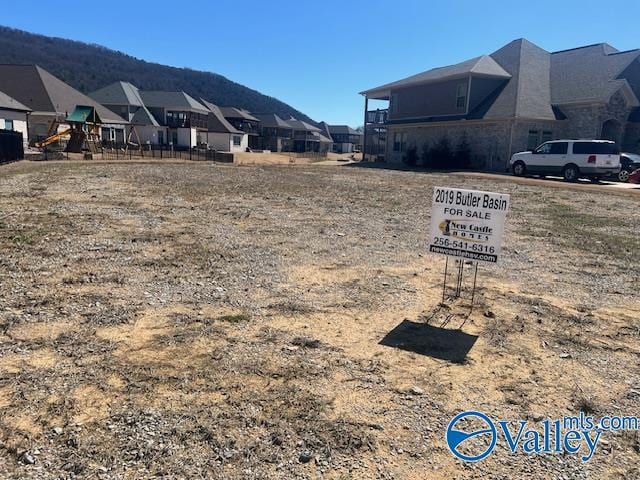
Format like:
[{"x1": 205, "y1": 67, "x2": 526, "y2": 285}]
[
  {"x1": 317, "y1": 121, "x2": 333, "y2": 140},
  {"x1": 220, "y1": 107, "x2": 259, "y2": 122},
  {"x1": 139, "y1": 91, "x2": 209, "y2": 113},
  {"x1": 0, "y1": 64, "x2": 126, "y2": 123},
  {"x1": 253, "y1": 113, "x2": 292, "y2": 129},
  {"x1": 199, "y1": 99, "x2": 243, "y2": 134},
  {"x1": 328, "y1": 124, "x2": 361, "y2": 136},
  {"x1": 286, "y1": 118, "x2": 320, "y2": 132},
  {"x1": 130, "y1": 106, "x2": 160, "y2": 126},
  {"x1": 550, "y1": 45, "x2": 640, "y2": 104},
  {"x1": 0, "y1": 89, "x2": 30, "y2": 111},
  {"x1": 89, "y1": 81, "x2": 144, "y2": 107},
  {"x1": 483, "y1": 39, "x2": 555, "y2": 120},
  {"x1": 360, "y1": 55, "x2": 511, "y2": 98}
]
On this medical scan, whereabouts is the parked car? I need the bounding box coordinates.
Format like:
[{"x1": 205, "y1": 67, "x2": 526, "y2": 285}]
[
  {"x1": 510, "y1": 140, "x2": 621, "y2": 182},
  {"x1": 618, "y1": 153, "x2": 640, "y2": 182},
  {"x1": 629, "y1": 168, "x2": 640, "y2": 184}
]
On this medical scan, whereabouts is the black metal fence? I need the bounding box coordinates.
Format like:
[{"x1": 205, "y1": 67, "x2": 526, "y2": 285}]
[
  {"x1": 0, "y1": 129, "x2": 24, "y2": 163},
  {"x1": 99, "y1": 146, "x2": 234, "y2": 163}
]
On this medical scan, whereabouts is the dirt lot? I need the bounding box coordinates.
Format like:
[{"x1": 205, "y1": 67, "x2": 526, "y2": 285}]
[{"x1": 0, "y1": 160, "x2": 638, "y2": 479}]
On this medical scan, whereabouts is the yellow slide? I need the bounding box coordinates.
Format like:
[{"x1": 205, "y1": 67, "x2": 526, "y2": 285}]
[{"x1": 35, "y1": 128, "x2": 72, "y2": 148}]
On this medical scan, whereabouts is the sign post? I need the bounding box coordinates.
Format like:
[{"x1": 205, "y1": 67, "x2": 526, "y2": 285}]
[{"x1": 429, "y1": 187, "x2": 510, "y2": 312}]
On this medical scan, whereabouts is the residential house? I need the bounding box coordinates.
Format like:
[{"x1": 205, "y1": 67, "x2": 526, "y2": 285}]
[
  {"x1": 139, "y1": 91, "x2": 209, "y2": 148},
  {"x1": 286, "y1": 118, "x2": 331, "y2": 152},
  {"x1": 199, "y1": 99, "x2": 248, "y2": 152},
  {"x1": 253, "y1": 113, "x2": 293, "y2": 152},
  {"x1": 326, "y1": 124, "x2": 363, "y2": 153},
  {"x1": 0, "y1": 89, "x2": 30, "y2": 148},
  {"x1": 0, "y1": 65, "x2": 127, "y2": 146},
  {"x1": 89, "y1": 81, "x2": 164, "y2": 146},
  {"x1": 316, "y1": 131, "x2": 334, "y2": 153},
  {"x1": 360, "y1": 39, "x2": 640, "y2": 169},
  {"x1": 220, "y1": 107, "x2": 261, "y2": 149}
]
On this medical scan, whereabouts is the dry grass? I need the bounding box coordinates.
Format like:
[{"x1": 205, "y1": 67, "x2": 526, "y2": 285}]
[{"x1": 0, "y1": 160, "x2": 638, "y2": 479}]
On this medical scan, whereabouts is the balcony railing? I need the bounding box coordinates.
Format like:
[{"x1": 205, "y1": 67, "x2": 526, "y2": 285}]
[
  {"x1": 366, "y1": 109, "x2": 388, "y2": 125},
  {"x1": 229, "y1": 121, "x2": 259, "y2": 135},
  {"x1": 293, "y1": 132, "x2": 319, "y2": 141}
]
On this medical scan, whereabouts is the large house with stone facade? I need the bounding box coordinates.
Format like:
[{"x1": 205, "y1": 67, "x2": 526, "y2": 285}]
[{"x1": 360, "y1": 39, "x2": 640, "y2": 170}]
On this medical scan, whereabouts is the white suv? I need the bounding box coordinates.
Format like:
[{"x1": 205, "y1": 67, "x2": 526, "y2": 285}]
[{"x1": 510, "y1": 140, "x2": 621, "y2": 182}]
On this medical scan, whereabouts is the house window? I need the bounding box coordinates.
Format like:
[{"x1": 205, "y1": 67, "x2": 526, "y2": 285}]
[
  {"x1": 5, "y1": 119, "x2": 13, "y2": 130},
  {"x1": 541, "y1": 130, "x2": 553, "y2": 143},
  {"x1": 456, "y1": 83, "x2": 467, "y2": 109},
  {"x1": 233, "y1": 135, "x2": 242, "y2": 146},
  {"x1": 393, "y1": 132, "x2": 408, "y2": 152},
  {"x1": 527, "y1": 130, "x2": 540, "y2": 150}
]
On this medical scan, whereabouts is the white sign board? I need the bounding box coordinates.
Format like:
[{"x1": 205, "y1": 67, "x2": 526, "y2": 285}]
[{"x1": 429, "y1": 187, "x2": 510, "y2": 264}]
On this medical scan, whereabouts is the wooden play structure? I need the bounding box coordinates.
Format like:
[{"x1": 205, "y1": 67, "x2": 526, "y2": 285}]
[
  {"x1": 35, "y1": 105, "x2": 143, "y2": 157},
  {"x1": 35, "y1": 105, "x2": 101, "y2": 153}
]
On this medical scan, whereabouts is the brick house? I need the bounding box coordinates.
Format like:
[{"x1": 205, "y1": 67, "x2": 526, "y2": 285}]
[{"x1": 360, "y1": 39, "x2": 640, "y2": 170}]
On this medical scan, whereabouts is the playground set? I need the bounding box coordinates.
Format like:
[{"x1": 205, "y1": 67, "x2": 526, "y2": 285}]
[{"x1": 35, "y1": 105, "x2": 142, "y2": 157}]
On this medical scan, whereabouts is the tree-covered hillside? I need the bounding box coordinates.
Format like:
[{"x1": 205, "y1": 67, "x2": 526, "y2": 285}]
[{"x1": 0, "y1": 26, "x2": 314, "y2": 123}]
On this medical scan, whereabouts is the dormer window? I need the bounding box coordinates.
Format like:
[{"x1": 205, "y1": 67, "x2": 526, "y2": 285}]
[{"x1": 456, "y1": 83, "x2": 467, "y2": 109}]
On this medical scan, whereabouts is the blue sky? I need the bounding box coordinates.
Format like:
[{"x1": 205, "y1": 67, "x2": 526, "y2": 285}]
[{"x1": 3, "y1": 0, "x2": 640, "y2": 126}]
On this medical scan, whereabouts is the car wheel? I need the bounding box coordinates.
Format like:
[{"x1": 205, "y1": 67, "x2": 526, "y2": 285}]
[
  {"x1": 512, "y1": 161, "x2": 526, "y2": 177},
  {"x1": 562, "y1": 164, "x2": 579, "y2": 182},
  {"x1": 618, "y1": 169, "x2": 631, "y2": 183}
]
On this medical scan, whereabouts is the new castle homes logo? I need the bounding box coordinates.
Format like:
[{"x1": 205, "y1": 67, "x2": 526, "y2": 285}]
[{"x1": 446, "y1": 411, "x2": 640, "y2": 463}]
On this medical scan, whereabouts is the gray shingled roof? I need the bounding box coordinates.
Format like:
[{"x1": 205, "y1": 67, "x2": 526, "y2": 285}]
[
  {"x1": 199, "y1": 99, "x2": 243, "y2": 134},
  {"x1": 483, "y1": 38, "x2": 556, "y2": 120},
  {"x1": 220, "y1": 107, "x2": 259, "y2": 122},
  {"x1": 0, "y1": 89, "x2": 30, "y2": 112},
  {"x1": 312, "y1": 131, "x2": 333, "y2": 143},
  {"x1": 317, "y1": 121, "x2": 333, "y2": 141},
  {"x1": 89, "y1": 81, "x2": 145, "y2": 107},
  {"x1": 139, "y1": 91, "x2": 209, "y2": 114},
  {"x1": 550, "y1": 45, "x2": 640, "y2": 104},
  {"x1": 130, "y1": 106, "x2": 160, "y2": 127},
  {"x1": 286, "y1": 118, "x2": 320, "y2": 132},
  {"x1": 362, "y1": 39, "x2": 640, "y2": 123},
  {"x1": 0, "y1": 65, "x2": 126, "y2": 123},
  {"x1": 89, "y1": 81, "x2": 160, "y2": 126},
  {"x1": 328, "y1": 124, "x2": 362, "y2": 136},
  {"x1": 361, "y1": 55, "x2": 511, "y2": 98},
  {"x1": 253, "y1": 113, "x2": 293, "y2": 129}
]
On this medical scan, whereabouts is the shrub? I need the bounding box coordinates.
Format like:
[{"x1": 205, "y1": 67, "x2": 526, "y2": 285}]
[
  {"x1": 403, "y1": 145, "x2": 419, "y2": 166},
  {"x1": 427, "y1": 137, "x2": 453, "y2": 168},
  {"x1": 453, "y1": 136, "x2": 472, "y2": 168},
  {"x1": 420, "y1": 142, "x2": 430, "y2": 166}
]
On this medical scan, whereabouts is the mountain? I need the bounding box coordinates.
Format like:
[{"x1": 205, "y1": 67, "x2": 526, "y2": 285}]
[{"x1": 0, "y1": 26, "x2": 314, "y2": 123}]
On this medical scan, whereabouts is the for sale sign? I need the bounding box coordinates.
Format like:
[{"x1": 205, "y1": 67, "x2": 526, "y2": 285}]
[{"x1": 429, "y1": 187, "x2": 510, "y2": 264}]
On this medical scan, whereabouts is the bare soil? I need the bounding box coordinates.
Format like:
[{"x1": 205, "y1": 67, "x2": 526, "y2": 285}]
[{"x1": 0, "y1": 160, "x2": 638, "y2": 479}]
